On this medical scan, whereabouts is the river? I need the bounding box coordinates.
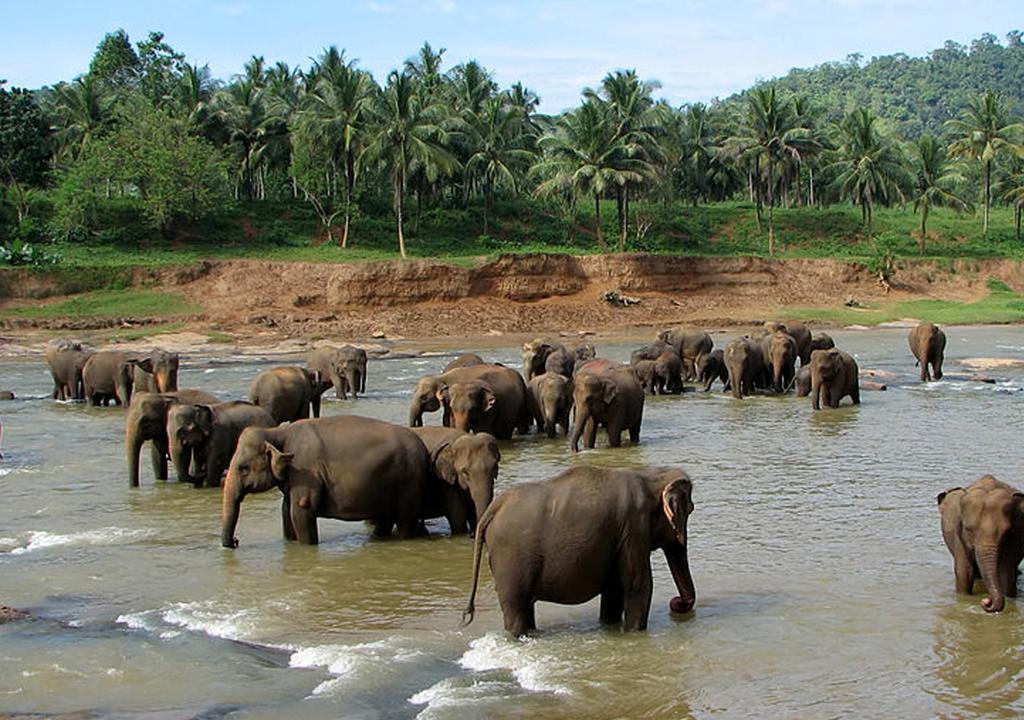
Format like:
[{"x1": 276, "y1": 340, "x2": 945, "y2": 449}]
[{"x1": 1, "y1": 326, "x2": 1023, "y2": 719}]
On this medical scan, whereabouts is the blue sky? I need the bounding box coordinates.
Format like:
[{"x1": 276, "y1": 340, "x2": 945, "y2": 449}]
[{"x1": 1, "y1": 0, "x2": 1020, "y2": 112}]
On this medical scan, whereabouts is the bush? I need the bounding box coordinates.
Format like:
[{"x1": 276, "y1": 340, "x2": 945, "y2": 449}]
[{"x1": 0, "y1": 238, "x2": 60, "y2": 267}]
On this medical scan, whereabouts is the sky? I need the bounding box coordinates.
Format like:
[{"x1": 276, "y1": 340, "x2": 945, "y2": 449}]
[{"x1": 0, "y1": 0, "x2": 1021, "y2": 113}]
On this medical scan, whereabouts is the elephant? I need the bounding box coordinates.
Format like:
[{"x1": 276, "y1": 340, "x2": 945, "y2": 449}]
[
  {"x1": 570, "y1": 359, "x2": 644, "y2": 452},
  {"x1": 794, "y1": 365, "x2": 812, "y2": 397},
  {"x1": 45, "y1": 340, "x2": 91, "y2": 401},
  {"x1": 630, "y1": 340, "x2": 673, "y2": 367},
  {"x1": 307, "y1": 345, "x2": 368, "y2": 399},
  {"x1": 528, "y1": 372, "x2": 574, "y2": 438},
  {"x1": 129, "y1": 350, "x2": 180, "y2": 394},
  {"x1": 221, "y1": 415, "x2": 431, "y2": 547},
  {"x1": 696, "y1": 350, "x2": 729, "y2": 392},
  {"x1": 522, "y1": 339, "x2": 568, "y2": 381},
  {"x1": 808, "y1": 333, "x2": 835, "y2": 355},
  {"x1": 167, "y1": 401, "x2": 276, "y2": 488},
  {"x1": 909, "y1": 322, "x2": 946, "y2": 382},
  {"x1": 760, "y1": 330, "x2": 798, "y2": 393},
  {"x1": 632, "y1": 352, "x2": 682, "y2": 395},
  {"x1": 544, "y1": 348, "x2": 576, "y2": 377},
  {"x1": 408, "y1": 364, "x2": 533, "y2": 439},
  {"x1": 724, "y1": 337, "x2": 766, "y2": 399},
  {"x1": 765, "y1": 320, "x2": 812, "y2": 365},
  {"x1": 462, "y1": 465, "x2": 696, "y2": 636},
  {"x1": 125, "y1": 389, "x2": 219, "y2": 487},
  {"x1": 573, "y1": 343, "x2": 597, "y2": 363},
  {"x1": 444, "y1": 353, "x2": 486, "y2": 372},
  {"x1": 809, "y1": 348, "x2": 860, "y2": 410},
  {"x1": 938, "y1": 475, "x2": 1024, "y2": 613},
  {"x1": 656, "y1": 327, "x2": 713, "y2": 381},
  {"x1": 248, "y1": 366, "x2": 325, "y2": 423},
  {"x1": 412, "y1": 426, "x2": 500, "y2": 534},
  {"x1": 632, "y1": 359, "x2": 659, "y2": 395}
]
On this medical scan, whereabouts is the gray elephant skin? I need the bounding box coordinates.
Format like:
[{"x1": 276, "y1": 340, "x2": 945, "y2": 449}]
[
  {"x1": 83, "y1": 349, "x2": 179, "y2": 406},
  {"x1": 412, "y1": 427, "x2": 500, "y2": 534},
  {"x1": 125, "y1": 390, "x2": 219, "y2": 487},
  {"x1": 46, "y1": 340, "x2": 91, "y2": 401},
  {"x1": 809, "y1": 348, "x2": 860, "y2": 410},
  {"x1": 938, "y1": 475, "x2": 1024, "y2": 613},
  {"x1": 760, "y1": 330, "x2": 798, "y2": 393},
  {"x1": 528, "y1": 371, "x2": 574, "y2": 438},
  {"x1": 408, "y1": 364, "x2": 532, "y2": 440},
  {"x1": 522, "y1": 339, "x2": 568, "y2": 381},
  {"x1": 724, "y1": 338, "x2": 765, "y2": 399},
  {"x1": 697, "y1": 350, "x2": 729, "y2": 392},
  {"x1": 443, "y1": 353, "x2": 486, "y2": 372},
  {"x1": 463, "y1": 465, "x2": 696, "y2": 636},
  {"x1": 167, "y1": 401, "x2": 276, "y2": 487},
  {"x1": 248, "y1": 366, "x2": 325, "y2": 423},
  {"x1": 909, "y1": 322, "x2": 946, "y2": 382},
  {"x1": 656, "y1": 327, "x2": 712, "y2": 380},
  {"x1": 307, "y1": 345, "x2": 368, "y2": 399},
  {"x1": 222, "y1": 416, "x2": 431, "y2": 547},
  {"x1": 764, "y1": 320, "x2": 812, "y2": 365},
  {"x1": 570, "y1": 359, "x2": 644, "y2": 452}
]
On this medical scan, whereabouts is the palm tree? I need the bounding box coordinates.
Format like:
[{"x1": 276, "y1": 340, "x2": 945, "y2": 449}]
[
  {"x1": 173, "y1": 63, "x2": 216, "y2": 134},
  {"x1": 946, "y1": 92, "x2": 1024, "y2": 236},
  {"x1": 724, "y1": 86, "x2": 816, "y2": 255},
  {"x1": 1002, "y1": 163, "x2": 1024, "y2": 240},
  {"x1": 297, "y1": 57, "x2": 377, "y2": 246},
  {"x1": 363, "y1": 70, "x2": 459, "y2": 258},
  {"x1": 463, "y1": 96, "x2": 537, "y2": 234},
  {"x1": 45, "y1": 76, "x2": 113, "y2": 162},
  {"x1": 674, "y1": 102, "x2": 722, "y2": 206},
  {"x1": 532, "y1": 100, "x2": 652, "y2": 251},
  {"x1": 825, "y1": 108, "x2": 911, "y2": 235},
  {"x1": 212, "y1": 77, "x2": 281, "y2": 200},
  {"x1": 910, "y1": 135, "x2": 972, "y2": 253}
]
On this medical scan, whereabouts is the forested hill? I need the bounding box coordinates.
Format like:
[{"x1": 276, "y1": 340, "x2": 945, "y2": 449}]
[{"x1": 728, "y1": 32, "x2": 1024, "y2": 138}]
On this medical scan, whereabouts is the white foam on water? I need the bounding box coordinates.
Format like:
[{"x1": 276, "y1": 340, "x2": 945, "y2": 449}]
[
  {"x1": 161, "y1": 600, "x2": 260, "y2": 642},
  {"x1": 116, "y1": 610, "x2": 161, "y2": 633},
  {"x1": 7, "y1": 527, "x2": 154, "y2": 555},
  {"x1": 289, "y1": 638, "x2": 426, "y2": 696},
  {"x1": 409, "y1": 677, "x2": 518, "y2": 716},
  {"x1": 0, "y1": 469, "x2": 10, "y2": 477},
  {"x1": 457, "y1": 633, "x2": 573, "y2": 696}
]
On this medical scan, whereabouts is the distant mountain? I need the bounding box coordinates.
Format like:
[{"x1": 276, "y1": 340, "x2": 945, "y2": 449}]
[{"x1": 725, "y1": 31, "x2": 1024, "y2": 138}]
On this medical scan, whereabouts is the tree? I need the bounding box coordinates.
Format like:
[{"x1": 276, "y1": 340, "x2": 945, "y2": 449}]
[
  {"x1": 910, "y1": 135, "x2": 972, "y2": 252},
  {"x1": 87, "y1": 29, "x2": 140, "y2": 88},
  {"x1": 45, "y1": 76, "x2": 113, "y2": 162},
  {"x1": 825, "y1": 108, "x2": 911, "y2": 235},
  {"x1": 946, "y1": 91, "x2": 1024, "y2": 237},
  {"x1": 136, "y1": 31, "x2": 186, "y2": 103},
  {"x1": 0, "y1": 83, "x2": 51, "y2": 222},
  {"x1": 212, "y1": 69, "x2": 283, "y2": 200},
  {"x1": 363, "y1": 71, "x2": 458, "y2": 258}
]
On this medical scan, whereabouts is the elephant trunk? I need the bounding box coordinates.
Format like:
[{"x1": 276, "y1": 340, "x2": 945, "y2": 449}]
[
  {"x1": 346, "y1": 369, "x2": 360, "y2": 399},
  {"x1": 169, "y1": 435, "x2": 192, "y2": 485},
  {"x1": 773, "y1": 356, "x2": 785, "y2": 393},
  {"x1": 468, "y1": 482, "x2": 494, "y2": 534},
  {"x1": 544, "y1": 419, "x2": 557, "y2": 439},
  {"x1": 408, "y1": 402, "x2": 423, "y2": 428},
  {"x1": 157, "y1": 369, "x2": 177, "y2": 393},
  {"x1": 811, "y1": 373, "x2": 821, "y2": 410},
  {"x1": 976, "y1": 545, "x2": 1005, "y2": 612},
  {"x1": 570, "y1": 405, "x2": 588, "y2": 453},
  {"x1": 221, "y1": 472, "x2": 244, "y2": 548},
  {"x1": 126, "y1": 422, "x2": 143, "y2": 488},
  {"x1": 663, "y1": 541, "x2": 696, "y2": 614},
  {"x1": 729, "y1": 365, "x2": 742, "y2": 399},
  {"x1": 451, "y1": 411, "x2": 472, "y2": 432}
]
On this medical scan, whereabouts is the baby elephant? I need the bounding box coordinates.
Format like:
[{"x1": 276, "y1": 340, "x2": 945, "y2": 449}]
[
  {"x1": 808, "y1": 348, "x2": 860, "y2": 410},
  {"x1": 528, "y1": 372, "x2": 574, "y2": 438},
  {"x1": 167, "y1": 401, "x2": 276, "y2": 487},
  {"x1": 696, "y1": 350, "x2": 729, "y2": 392},
  {"x1": 938, "y1": 475, "x2": 1024, "y2": 613},
  {"x1": 463, "y1": 465, "x2": 696, "y2": 636},
  {"x1": 909, "y1": 322, "x2": 946, "y2": 382}
]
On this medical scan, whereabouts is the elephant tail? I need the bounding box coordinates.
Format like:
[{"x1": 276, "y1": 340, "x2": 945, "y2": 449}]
[{"x1": 462, "y1": 509, "x2": 492, "y2": 627}]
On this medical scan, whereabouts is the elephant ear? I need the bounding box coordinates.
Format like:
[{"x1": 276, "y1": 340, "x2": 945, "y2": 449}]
[
  {"x1": 661, "y1": 476, "x2": 694, "y2": 537},
  {"x1": 435, "y1": 384, "x2": 450, "y2": 404},
  {"x1": 482, "y1": 388, "x2": 497, "y2": 413},
  {"x1": 133, "y1": 357, "x2": 155, "y2": 373},
  {"x1": 1014, "y1": 493, "x2": 1024, "y2": 519},
  {"x1": 265, "y1": 442, "x2": 294, "y2": 482},
  {"x1": 936, "y1": 487, "x2": 963, "y2": 508},
  {"x1": 432, "y1": 443, "x2": 458, "y2": 485},
  {"x1": 194, "y1": 405, "x2": 215, "y2": 437},
  {"x1": 603, "y1": 378, "x2": 618, "y2": 405}
]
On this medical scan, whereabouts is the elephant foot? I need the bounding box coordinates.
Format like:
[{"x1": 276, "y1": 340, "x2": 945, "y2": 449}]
[{"x1": 669, "y1": 596, "x2": 694, "y2": 614}]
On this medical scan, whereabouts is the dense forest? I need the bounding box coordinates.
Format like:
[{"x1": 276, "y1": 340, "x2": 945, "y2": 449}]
[{"x1": 1, "y1": 29, "x2": 1024, "y2": 267}]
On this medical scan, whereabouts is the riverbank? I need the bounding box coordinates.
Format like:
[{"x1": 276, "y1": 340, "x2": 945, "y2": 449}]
[{"x1": 1, "y1": 253, "x2": 1023, "y2": 356}]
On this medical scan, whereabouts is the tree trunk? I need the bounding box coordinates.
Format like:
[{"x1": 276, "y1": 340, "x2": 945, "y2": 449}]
[
  {"x1": 984, "y1": 161, "x2": 991, "y2": 237},
  {"x1": 396, "y1": 169, "x2": 407, "y2": 259},
  {"x1": 920, "y1": 202, "x2": 928, "y2": 254},
  {"x1": 483, "y1": 181, "x2": 491, "y2": 236},
  {"x1": 809, "y1": 166, "x2": 815, "y2": 207},
  {"x1": 594, "y1": 193, "x2": 606, "y2": 251},
  {"x1": 1016, "y1": 205, "x2": 1022, "y2": 241},
  {"x1": 620, "y1": 189, "x2": 629, "y2": 252},
  {"x1": 767, "y1": 204, "x2": 775, "y2": 257}
]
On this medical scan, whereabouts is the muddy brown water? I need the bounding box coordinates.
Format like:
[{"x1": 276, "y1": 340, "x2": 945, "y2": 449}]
[{"x1": 1, "y1": 327, "x2": 1023, "y2": 719}]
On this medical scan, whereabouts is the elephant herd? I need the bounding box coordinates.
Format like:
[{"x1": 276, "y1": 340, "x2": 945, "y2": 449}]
[{"x1": 35, "y1": 319, "x2": 1020, "y2": 635}]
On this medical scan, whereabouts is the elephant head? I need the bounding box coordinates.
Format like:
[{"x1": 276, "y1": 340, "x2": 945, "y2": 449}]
[
  {"x1": 724, "y1": 339, "x2": 758, "y2": 399},
  {"x1": 522, "y1": 339, "x2": 559, "y2": 381},
  {"x1": 535, "y1": 373, "x2": 573, "y2": 438},
  {"x1": 443, "y1": 381, "x2": 496, "y2": 432},
  {"x1": 809, "y1": 348, "x2": 843, "y2": 409},
  {"x1": 125, "y1": 392, "x2": 168, "y2": 487},
  {"x1": 432, "y1": 433, "x2": 500, "y2": 530},
  {"x1": 222, "y1": 427, "x2": 291, "y2": 548},
  {"x1": 646, "y1": 468, "x2": 696, "y2": 614},
  {"x1": 570, "y1": 373, "x2": 616, "y2": 452},
  {"x1": 765, "y1": 331, "x2": 797, "y2": 392},
  {"x1": 573, "y1": 343, "x2": 596, "y2": 363},
  {"x1": 167, "y1": 404, "x2": 215, "y2": 484},
  {"x1": 130, "y1": 350, "x2": 180, "y2": 394},
  {"x1": 409, "y1": 376, "x2": 445, "y2": 427},
  {"x1": 938, "y1": 476, "x2": 1024, "y2": 613}
]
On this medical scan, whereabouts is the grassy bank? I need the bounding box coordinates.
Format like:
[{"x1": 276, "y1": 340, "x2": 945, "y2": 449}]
[{"x1": 0, "y1": 289, "x2": 197, "y2": 319}]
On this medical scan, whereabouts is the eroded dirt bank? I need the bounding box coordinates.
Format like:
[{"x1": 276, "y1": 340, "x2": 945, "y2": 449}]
[{"x1": 2, "y1": 254, "x2": 1023, "y2": 348}]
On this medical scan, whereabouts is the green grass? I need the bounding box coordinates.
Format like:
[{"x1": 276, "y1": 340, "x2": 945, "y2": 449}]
[
  {"x1": 205, "y1": 331, "x2": 235, "y2": 344},
  {"x1": 781, "y1": 279, "x2": 1024, "y2": 326},
  {"x1": 0, "y1": 289, "x2": 198, "y2": 319}
]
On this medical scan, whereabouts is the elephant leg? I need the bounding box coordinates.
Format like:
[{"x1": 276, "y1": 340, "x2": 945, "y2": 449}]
[
  {"x1": 372, "y1": 518, "x2": 394, "y2": 537},
  {"x1": 499, "y1": 594, "x2": 534, "y2": 638},
  {"x1": 629, "y1": 422, "x2": 640, "y2": 444},
  {"x1": 310, "y1": 396, "x2": 321, "y2": 419},
  {"x1": 607, "y1": 421, "x2": 623, "y2": 447},
  {"x1": 290, "y1": 502, "x2": 319, "y2": 545},
  {"x1": 281, "y1": 494, "x2": 298, "y2": 541},
  {"x1": 150, "y1": 439, "x2": 169, "y2": 481},
  {"x1": 599, "y1": 582, "x2": 625, "y2": 625},
  {"x1": 443, "y1": 486, "x2": 470, "y2": 535},
  {"x1": 952, "y1": 548, "x2": 976, "y2": 594},
  {"x1": 442, "y1": 407, "x2": 452, "y2": 428},
  {"x1": 622, "y1": 552, "x2": 654, "y2": 632},
  {"x1": 851, "y1": 383, "x2": 861, "y2": 405},
  {"x1": 584, "y1": 418, "x2": 597, "y2": 449},
  {"x1": 395, "y1": 514, "x2": 422, "y2": 539}
]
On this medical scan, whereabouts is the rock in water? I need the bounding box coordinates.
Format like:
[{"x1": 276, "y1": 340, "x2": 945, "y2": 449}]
[{"x1": 0, "y1": 605, "x2": 29, "y2": 623}]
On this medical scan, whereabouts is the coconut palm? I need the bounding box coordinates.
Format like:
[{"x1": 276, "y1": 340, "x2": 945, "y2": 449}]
[
  {"x1": 532, "y1": 100, "x2": 652, "y2": 251},
  {"x1": 1002, "y1": 164, "x2": 1024, "y2": 240},
  {"x1": 463, "y1": 96, "x2": 538, "y2": 234},
  {"x1": 45, "y1": 76, "x2": 113, "y2": 162},
  {"x1": 946, "y1": 92, "x2": 1024, "y2": 236},
  {"x1": 825, "y1": 108, "x2": 912, "y2": 235},
  {"x1": 212, "y1": 77, "x2": 282, "y2": 200},
  {"x1": 173, "y1": 63, "x2": 217, "y2": 134},
  {"x1": 363, "y1": 70, "x2": 459, "y2": 258},
  {"x1": 910, "y1": 135, "x2": 972, "y2": 253}
]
